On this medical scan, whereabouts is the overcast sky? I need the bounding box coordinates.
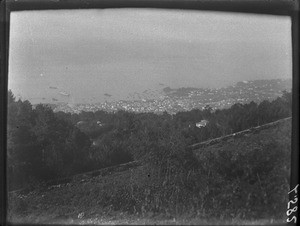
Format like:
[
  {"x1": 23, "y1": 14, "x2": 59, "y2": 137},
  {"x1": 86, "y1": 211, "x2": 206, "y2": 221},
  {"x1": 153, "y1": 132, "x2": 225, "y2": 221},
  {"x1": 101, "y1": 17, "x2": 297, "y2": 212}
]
[{"x1": 8, "y1": 8, "x2": 292, "y2": 104}]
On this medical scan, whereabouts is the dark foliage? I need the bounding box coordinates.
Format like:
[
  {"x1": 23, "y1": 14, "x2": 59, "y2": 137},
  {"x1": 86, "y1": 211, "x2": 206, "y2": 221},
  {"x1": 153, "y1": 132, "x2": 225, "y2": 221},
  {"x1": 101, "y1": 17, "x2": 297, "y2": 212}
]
[
  {"x1": 7, "y1": 88, "x2": 292, "y2": 221},
  {"x1": 7, "y1": 91, "x2": 92, "y2": 190},
  {"x1": 92, "y1": 119, "x2": 290, "y2": 220},
  {"x1": 7, "y1": 89, "x2": 292, "y2": 201}
]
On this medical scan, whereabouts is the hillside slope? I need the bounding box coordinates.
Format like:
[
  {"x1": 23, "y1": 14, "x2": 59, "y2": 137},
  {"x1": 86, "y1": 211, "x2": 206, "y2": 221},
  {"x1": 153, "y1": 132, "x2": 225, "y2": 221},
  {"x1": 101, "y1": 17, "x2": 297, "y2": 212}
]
[{"x1": 8, "y1": 118, "x2": 291, "y2": 225}]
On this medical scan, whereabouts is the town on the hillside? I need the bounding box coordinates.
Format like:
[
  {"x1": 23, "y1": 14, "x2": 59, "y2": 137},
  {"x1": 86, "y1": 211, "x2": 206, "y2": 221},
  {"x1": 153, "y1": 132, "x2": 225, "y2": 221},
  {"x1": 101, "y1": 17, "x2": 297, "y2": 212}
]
[{"x1": 52, "y1": 79, "x2": 291, "y2": 114}]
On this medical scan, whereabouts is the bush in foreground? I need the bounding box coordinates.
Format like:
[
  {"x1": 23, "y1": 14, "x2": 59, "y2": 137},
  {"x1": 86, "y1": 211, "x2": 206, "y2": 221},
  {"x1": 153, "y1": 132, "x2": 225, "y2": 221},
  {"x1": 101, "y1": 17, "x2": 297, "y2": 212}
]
[{"x1": 106, "y1": 120, "x2": 291, "y2": 220}]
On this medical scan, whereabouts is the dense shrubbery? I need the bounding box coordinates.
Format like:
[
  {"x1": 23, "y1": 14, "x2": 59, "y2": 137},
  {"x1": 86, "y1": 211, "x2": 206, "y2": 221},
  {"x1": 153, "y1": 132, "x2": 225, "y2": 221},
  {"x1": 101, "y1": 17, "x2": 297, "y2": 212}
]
[
  {"x1": 7, "y1": 90, "x2": 292, "y2": 193},
  {"x1": 193, "y1": 126, "x2": 291, "y2": 219},
  {"x1": 95, "y1": 119, "x2": 291, "y2": 220},
  {"x1": 7, "y1": 92, "x2": 92, "y2": 190}
]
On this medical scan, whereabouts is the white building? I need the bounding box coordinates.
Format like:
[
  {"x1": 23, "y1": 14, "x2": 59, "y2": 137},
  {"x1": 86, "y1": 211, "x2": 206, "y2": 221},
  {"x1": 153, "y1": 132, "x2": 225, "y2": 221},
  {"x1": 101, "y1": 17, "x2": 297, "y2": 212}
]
[{"x1": 196, "y1": 120, "x2": 209, "y2": 128}]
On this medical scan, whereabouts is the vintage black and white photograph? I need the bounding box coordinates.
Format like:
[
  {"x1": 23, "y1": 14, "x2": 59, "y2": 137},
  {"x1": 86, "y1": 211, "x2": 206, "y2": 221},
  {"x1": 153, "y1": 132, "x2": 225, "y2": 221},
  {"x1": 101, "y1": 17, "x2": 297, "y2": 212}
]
[{"x1": 6, "y1": 4, "x2": 294, "y2": 225}]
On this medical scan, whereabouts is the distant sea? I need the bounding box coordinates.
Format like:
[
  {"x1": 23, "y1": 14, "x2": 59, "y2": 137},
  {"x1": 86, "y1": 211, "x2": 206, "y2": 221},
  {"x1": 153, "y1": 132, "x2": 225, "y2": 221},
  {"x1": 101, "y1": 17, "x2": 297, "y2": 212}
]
[{"x1": 10, "y1": 77, "x2": 292, "y2": 105}]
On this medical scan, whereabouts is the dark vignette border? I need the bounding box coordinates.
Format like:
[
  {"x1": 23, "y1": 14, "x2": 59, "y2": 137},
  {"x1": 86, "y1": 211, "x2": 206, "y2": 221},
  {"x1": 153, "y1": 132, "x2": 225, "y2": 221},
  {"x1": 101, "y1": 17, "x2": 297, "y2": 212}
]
[
  {"x1": 1, "y1": 0, "x2": 8, "y2": 226},
  {"x1": 0, "y1": 0, "x2": 299, "y2": 226},
  {"x1": 3, "y1": 0, "x2": 299, "y2": 15}
]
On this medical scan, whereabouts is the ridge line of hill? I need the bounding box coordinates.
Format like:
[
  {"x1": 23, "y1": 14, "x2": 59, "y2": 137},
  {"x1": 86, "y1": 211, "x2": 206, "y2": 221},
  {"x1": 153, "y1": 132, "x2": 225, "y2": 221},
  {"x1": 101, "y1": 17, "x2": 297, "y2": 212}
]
[
  {"x1": 8, "y1": 117, "x2": 291, "y2": 195},
  {"x1": 186, "y1": 117, "x2": 292, "y2": 151}
]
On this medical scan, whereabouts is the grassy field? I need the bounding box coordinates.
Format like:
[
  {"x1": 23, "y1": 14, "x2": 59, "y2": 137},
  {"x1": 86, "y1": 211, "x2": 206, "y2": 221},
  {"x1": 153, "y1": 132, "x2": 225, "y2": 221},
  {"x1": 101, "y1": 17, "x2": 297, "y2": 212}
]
[{"x1": 7, "y1": 118, "x2": 291, "y2": 225}]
